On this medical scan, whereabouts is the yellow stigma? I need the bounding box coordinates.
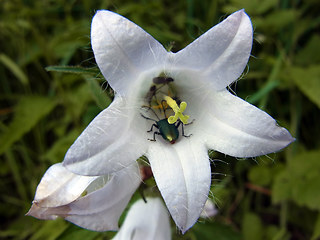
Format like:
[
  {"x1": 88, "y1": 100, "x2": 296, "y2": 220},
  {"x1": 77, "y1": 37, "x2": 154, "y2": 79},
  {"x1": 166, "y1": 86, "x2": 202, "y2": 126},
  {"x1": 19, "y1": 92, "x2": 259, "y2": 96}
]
[{"x1": 164, "y1": 96, "x2": 189, "y2": 124}]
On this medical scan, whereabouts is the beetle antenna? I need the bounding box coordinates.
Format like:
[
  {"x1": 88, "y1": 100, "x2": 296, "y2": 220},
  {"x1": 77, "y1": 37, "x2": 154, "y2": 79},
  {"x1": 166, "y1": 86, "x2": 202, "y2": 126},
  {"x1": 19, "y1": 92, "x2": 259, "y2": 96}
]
[
  {"x1": 140, "y1": 113, "x2": 157, "y2": 122},
  {"x1": 141, "y1": 105, "x2": 160, "y2": 120}
]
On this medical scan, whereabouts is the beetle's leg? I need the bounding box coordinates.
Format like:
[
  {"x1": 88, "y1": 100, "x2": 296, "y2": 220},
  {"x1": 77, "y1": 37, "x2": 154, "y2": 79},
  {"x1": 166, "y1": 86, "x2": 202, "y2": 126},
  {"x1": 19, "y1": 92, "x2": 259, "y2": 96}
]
[
  {"x1": 177, "y1": 120, "x2": 192, "y2": 138},
  {"x1": 184, "y1": 119, "x2": 195, "y2": 126},
  {"x1": 176, "y1": 119, "x2": 182, "y2": 128},
  {"x1": 182, "y1": 124, "x2": 192, "y2": 138},
  {"x1": 148, "y1": 131, "x2": 161, "y2": 141},
  {"x1": 138, "y1": 183, "x2": 147, "y2": 203},
  {"x1": 147, "y1": 124, "x2": 159, "y2": 133}
]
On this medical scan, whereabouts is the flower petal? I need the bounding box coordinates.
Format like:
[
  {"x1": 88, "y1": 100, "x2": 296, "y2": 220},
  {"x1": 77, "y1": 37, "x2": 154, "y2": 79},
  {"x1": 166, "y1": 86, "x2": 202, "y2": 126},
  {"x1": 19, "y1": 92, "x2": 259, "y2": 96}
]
[
  {"x1": 32, "y1": 163, "x2": 97, "y2": 208},
  {"x1": 200, "y1": 198, "x2": 218, "y2": 218},
  {"x1": 26, "y1": 204, "x2": 58, "y2": 220},
  {"x1": 174, "y1": 9, "x2": 252, "y2": 90},
  {"x1": 112, "y1": 198, "x2": 171, "y2": 240},
  {"x1": 147, "y1": 139, "x2": 211, "y2": 233},
  {"x1": 63, "y1": 96, "x2": 147, "y2": 176},
  {"x1": 200, "y1": 89, "x2": 295, "y2": 157},
  {"x1": 27, "y1": 163, "x2": 141, "y2": 231},
  {"x1": 91, "y1": 10, "x2": 168, "y2": 95}
]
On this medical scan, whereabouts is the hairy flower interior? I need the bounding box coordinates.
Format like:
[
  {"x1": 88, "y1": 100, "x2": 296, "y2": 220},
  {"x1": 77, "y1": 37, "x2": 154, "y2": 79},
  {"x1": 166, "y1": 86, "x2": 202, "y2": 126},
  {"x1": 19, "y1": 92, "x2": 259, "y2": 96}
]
[{"x1": 137, "y1": 71, "x2": 199, "y2": 144}]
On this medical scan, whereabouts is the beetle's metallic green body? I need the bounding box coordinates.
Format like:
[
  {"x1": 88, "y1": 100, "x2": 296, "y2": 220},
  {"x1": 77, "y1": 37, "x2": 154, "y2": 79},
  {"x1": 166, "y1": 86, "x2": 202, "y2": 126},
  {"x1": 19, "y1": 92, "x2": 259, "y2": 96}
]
[{"x1": 157, "y1": 119, "x2": 179, "y2": 144}]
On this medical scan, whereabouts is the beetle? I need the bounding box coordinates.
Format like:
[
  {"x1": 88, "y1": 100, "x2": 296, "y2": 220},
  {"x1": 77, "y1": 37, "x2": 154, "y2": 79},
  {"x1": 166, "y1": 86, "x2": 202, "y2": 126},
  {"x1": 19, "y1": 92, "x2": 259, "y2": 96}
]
[
  {"x1": 148, "y1": 118, "x2": 180, "y2": 144},
  {"x1": 140, "y1": 104, "x2": 190, "y2": 144}
]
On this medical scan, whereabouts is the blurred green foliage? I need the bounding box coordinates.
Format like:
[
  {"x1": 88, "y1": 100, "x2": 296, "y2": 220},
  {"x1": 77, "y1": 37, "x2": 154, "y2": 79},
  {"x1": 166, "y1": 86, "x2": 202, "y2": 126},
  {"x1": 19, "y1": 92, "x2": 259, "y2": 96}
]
[{"x1": 1, "y1": 0, "x2": 320, "y2": 239}]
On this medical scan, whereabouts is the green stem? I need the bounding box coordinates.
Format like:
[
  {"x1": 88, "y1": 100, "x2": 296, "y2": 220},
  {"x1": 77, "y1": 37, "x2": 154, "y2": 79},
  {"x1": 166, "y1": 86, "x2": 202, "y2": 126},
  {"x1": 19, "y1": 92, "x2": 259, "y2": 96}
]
[
  {"x1": 258, "y1": 51, "x2": 284, "y2": 109},
  {"x1": 5, "y1": 150, "x2": 28, "y2": 202},
  {"x1": 247, "y1": 51, "x2": 284, "y2": 107},
  {"x1": 280, "y1": 201, "x2": 288, "y2": 232}
]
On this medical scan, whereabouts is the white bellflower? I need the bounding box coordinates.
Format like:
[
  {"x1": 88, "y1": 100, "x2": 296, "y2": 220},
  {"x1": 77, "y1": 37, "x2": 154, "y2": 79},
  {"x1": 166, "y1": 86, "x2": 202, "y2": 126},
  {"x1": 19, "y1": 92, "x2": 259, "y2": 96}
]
[
  {"x1": 27, "y1": 163, "x2": 141, "y2": 231},
  {"x1": 30, "y1": 9, "x2": 294, "y2": 234},
  {"x1": 112, "y1": 198, "x2": 171, "y2": 240}
]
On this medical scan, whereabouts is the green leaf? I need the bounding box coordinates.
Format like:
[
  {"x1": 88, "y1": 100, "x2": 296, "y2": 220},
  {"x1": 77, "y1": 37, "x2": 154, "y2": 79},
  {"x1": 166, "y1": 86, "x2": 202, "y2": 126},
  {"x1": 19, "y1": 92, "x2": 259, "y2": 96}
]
[
  {"x1": 0, "y1": 53, "x2": 29, "y2": 85},
  {"x1": 211, "y1": 176, "x2": 232, "y2": 208},
  {"x1": 46, "y1": 65, "x2": 100, "y2": 75},
  {"x1": 271, "y1": 228, "x2": 291, "y2": 240},
  {"x1": 242, "y1": 212, "x2": 263, "y2": 240},
  {"x1": 43, "y1": 129, "x2": 80, "y2": 163},
  {"x1": 273, "y1": 150, "x2": 320, "y2": 210},
  {"x1": 289, "y1": 150, "x2": 320, "y2": 210},
  {"x1": 272, "y1": 171, "x2": 291, "y2": 203},
  {"x1": 254, "y1": 10, "x2": 297, "y2": 33},
  {"x1": 0, "y1": 217, "x2": 41, "y2": 239},
  {"x1": 57, "y1": 225, "x2": 101, "y2": 240},
  {"x1": 290, "y1": 65, "x2": 320, "y2": 109},
  {"x1": 223, "y1": 0, "x2": 277, "y2": 15},
  {"x1": 247, "y1": 80, "x2": 280, "y2": 104},
  {"x1": 311, "y1": 213, "x2": 320, "y2": 240},
  {"x1": 0, "y1": 96, "x2": 57, "y2": 155},
  {"x1": 194, "y1": 221, "x2": 241, "y2": 240},
  {"x1": 295, "y1": 35, "x2": 320, "y2": 66},
  {"x1": 265, "y1": 225, "x2": 289, "y2": 240},
  {"x1": 83, "y1": 75, "x2": 112, "y2": 110},
  {"x1": 248, "y1": 165, "x2": 272, "y2": 186},
  {"x1": 29, "y1": 219, "x2": 68, "y2": 240}
]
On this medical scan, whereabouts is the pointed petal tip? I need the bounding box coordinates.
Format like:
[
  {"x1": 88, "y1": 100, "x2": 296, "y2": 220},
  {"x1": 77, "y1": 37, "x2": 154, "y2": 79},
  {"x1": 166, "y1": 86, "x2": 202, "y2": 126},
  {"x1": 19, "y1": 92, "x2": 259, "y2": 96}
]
[
  {"x1": 174, "y1": 9, "x2": 253, "y2": 90},
  {"x1": 202, "y1": 90, "x2": 296, "y2": 158},
  {"x1": 25, "y1": 202, "x2": 38, "y2": 217},
  {"x1": 233, "y1": 9, "x2": 250, "y2": 18},
  {"x1": 177, "y1": 212, "x2": 203, "y2": 234},
  {"x1": 93, "y1": 9, "x2": 112, "y2": 17},
  {"x1": 148, "y1": 141, "x2": 211, "y2": 236},
  {"x1": 274, "y1": 124, "x2": 295, "y2": 148},
  {"x1": 180, "y1": 226, "x2": 191, "y2": 235},
  {"x1": 25, "y1": 203, "x2": 58, "y2": 220},
  {"x1": 25, "y1": 208, "x2": 32, "y2": 217},
  {"x1": 282, "y1": 133, "x2": 296, "y2": 149},
  {"x1": 229, "y1": 8, "x2": 249, "y2": 19},
  {"x1": 91, "y1": 9, "x2": 167, "y2": 95},
  {"x1": 92, "y1": 9, "x2": 120, "y2": 23}
]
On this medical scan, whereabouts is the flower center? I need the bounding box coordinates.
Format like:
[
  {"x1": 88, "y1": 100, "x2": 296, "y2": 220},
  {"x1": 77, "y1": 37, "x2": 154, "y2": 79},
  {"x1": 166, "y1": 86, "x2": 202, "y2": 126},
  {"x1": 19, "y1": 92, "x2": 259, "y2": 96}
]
[{"x1": 140, "y1": 73, "x2": 192, "y2": 144}]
